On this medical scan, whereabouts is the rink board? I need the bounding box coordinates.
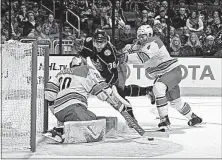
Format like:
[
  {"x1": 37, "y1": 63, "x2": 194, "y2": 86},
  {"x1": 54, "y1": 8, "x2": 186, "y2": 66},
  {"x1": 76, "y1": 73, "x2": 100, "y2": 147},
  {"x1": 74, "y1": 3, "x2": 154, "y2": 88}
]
[{"x1": 42, "y1": 56, "x2": 222, "y2": 96}]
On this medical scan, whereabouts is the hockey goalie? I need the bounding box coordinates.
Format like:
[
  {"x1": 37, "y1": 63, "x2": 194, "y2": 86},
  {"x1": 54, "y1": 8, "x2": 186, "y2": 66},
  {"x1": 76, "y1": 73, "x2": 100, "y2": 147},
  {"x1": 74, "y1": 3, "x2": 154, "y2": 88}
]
[{"x1": 44, "y1": 55, "x2": 132, "y2": 143}]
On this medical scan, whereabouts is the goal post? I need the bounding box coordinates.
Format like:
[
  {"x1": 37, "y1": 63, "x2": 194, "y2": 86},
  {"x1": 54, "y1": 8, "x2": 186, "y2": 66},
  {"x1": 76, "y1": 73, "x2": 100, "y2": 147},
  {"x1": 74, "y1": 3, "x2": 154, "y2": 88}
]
[{"x1": 1, "y1": 40, "x2": 50, "y2": 152}]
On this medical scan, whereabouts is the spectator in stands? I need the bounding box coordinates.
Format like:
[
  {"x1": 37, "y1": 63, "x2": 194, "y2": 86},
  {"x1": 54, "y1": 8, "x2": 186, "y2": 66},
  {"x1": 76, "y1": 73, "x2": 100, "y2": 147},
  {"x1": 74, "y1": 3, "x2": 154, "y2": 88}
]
[
  {"x1": 107, "y1": 9, "x2": 126, "y2": 29},
  {"x1": 42, "y1": 13, "x2": 59, "y2": 39},
  {"x1": 202, "y1": 35, "x2": 217, "y2": 56},
  {"x1": 125, "y1": 0, "x2": 132, "y2": 11},
  {"x1": 182, "y1": 32, "x2": 203, "y2": 56},
  {"x1": 208, "y1": 11, "x2": 221, "y2": 25},
  {"x1": 161, "y1": 1, "x2": 168, "y2": 9},
  {"x1": 213, "y1": 30, "x2": 222, "y2": 56},
  {"x1": 180, "y1": 26, "x2": 190, "y2": 46},
  {"x1": 78, "y1": 0, "x2": 88, "y2": 14},
  {"x1": 22, "y1": 10, "x2": 36, "y2": 36},
  {"x1": 69, "y1": 0, "x2": 79, "y2": 14},
  {"x1": 79, "y1": 30, "x2": 87, "y2": 41},
  {"x1": 129, "y1": 0, "x2": 143, "y2": 14},
  {"x1": 169, "y1": 36, "x2": 183, "y2": 56},
  {"x1": 88, "y1": 8, "x2": 101, "y2": 36},
  {"x1": 79, "y1": 8, "x2": 91, "y2": 34},
  {"x1": 175, "y1": 0, "x2": 190, "y2": 16},
  {"x1": 169, "y1": 26, "x2": 179, "y2": 42},
  {"x1": 214, "y1": 0, "x2": 220, "y2": 5},
  {"x1": 199, "y1": 25, "x2": 214, "y2": 44},
  {"x1": 153, "y1": 20, "x2": 167, "y2": 44},
  {"x1": 1, "y1": 11, "x2": 20, "y2": 40},
  {"x1": 211, "y1": 17, "x2": 222, "y2": 34},
  {"x1": 172, "y1": 6, "x2": 188, "y2": 29},
  {"x1": 117, "y1": 24, "x2": 136, "y2": 50},
  {"x1": 216, "y1": 1, "x2": 222, "y2": 17},
  {"x1": 12, "y1": 2, "x2": 20, "y2": 16},
  {"x1": 62, "y1": 23, "x2": 73, "y2": 40},
  {"x1": 199, "y1": 14, "x2": 207, "y2": 28},
  {"x1": 42, "y1": 25, "x2": 54, "y2": 40},
  {"x1": 102, "y1": 0, "x2": 112, "y2": 13},
  {"x1": 143, "y1": 0, "x2": 156, "y2": 13},
  {"x1": 32, "y1": 2, "x2": 39, "y2": 17},
  {"x1": 196, "y1": 2, "x2": 207, "y2": 19},
  {"x1": 155, "y1": 6, "x2": 169, "y2": 24},
  {"x1": 93, "y1": 0, "x2": 102, "y2": 13},
  {"x1": 136, "y1": 10, "x2": 154, "y2": 28},
  {"x1": 101, "y1": 9, "x2": 111, "y2": 29},
  {"x1": 17, "y1": 3, "x2": 28, "y2": 27},
  {"x1": 116, "y1": 0, "x2": 127, "y2": 23},
  {"x1": 186, "y1": 11, "x2": 204, "y2": 32},
  {"x1": 27, "y1": 22, "x2": 49, "y2": 40}
]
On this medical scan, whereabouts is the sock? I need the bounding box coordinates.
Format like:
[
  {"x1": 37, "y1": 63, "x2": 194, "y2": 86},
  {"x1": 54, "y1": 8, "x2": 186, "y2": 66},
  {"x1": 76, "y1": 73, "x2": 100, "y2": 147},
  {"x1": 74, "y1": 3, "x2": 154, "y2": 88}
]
[
  {"x1": 156, "y1": 96, "x2": 168, "y2": 119},
  {"x1": 170, "y1": 98, "x2": 193, "y2": 120},
  {"x1": 124, "y1": 85, "x2": 150, "y2": 96}
]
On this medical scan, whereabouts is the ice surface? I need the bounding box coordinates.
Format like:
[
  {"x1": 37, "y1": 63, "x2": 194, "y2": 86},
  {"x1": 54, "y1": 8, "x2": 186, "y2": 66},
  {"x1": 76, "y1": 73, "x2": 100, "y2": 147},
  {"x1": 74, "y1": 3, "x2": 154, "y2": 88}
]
[{"x1": 1, "y1": 96, "x2": 222, "y2": 159}]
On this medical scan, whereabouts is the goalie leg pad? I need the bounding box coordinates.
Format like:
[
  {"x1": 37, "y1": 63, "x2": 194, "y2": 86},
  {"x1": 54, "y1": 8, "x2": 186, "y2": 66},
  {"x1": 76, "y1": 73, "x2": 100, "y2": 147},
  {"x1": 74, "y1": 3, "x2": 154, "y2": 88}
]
[
  {"x1": 97, "y1": 116, "x2": 117, "y2": 138},
  {"x1": 63, "y1": 119, "x2": 106, "y2": 143}
]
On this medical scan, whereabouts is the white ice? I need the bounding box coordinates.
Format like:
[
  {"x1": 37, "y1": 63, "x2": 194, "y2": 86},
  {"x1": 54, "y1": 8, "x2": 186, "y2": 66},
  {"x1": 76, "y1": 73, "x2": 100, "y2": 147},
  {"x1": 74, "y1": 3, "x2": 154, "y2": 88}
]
[{"x1": 1, "y1": 96, "x2": 222, "y2": 159}]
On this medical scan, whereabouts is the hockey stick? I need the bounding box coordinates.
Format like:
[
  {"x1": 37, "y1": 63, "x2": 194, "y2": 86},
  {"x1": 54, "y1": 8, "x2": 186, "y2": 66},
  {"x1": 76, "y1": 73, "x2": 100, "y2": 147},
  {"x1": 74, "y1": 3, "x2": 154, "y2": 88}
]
[{"x1": 106, "y1": 86, "x2": 145, "y2": 136}]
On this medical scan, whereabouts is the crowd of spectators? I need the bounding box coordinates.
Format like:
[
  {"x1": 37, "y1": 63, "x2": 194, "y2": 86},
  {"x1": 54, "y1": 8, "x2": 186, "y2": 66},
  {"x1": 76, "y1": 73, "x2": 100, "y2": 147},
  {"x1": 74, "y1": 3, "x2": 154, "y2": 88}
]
[{"x1": 1, "y1": 0, "x2": 222, "y2": 57}]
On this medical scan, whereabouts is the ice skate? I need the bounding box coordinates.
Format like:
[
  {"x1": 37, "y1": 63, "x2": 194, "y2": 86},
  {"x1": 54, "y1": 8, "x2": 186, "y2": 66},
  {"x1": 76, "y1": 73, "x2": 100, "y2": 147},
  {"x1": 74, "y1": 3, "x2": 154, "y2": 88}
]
[
  {"x1": 188, "y1": 113, "x2": 203, "y2": 126},
  {"x1": 43, "y1": 127, "x2": 64, "y2": 143},
  {"x1": 158, "y1": 115, "x2": 171, "y2": 131}
]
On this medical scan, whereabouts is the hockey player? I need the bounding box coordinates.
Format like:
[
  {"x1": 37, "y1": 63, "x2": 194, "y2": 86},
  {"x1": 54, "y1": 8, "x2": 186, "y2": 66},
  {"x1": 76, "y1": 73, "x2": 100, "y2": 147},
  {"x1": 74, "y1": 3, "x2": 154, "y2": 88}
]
[
  {"x1": 79, "y1": 29, "x2": 154, "y2": 120},
  {"x1": 79, "y1": 29, "x2": 136, "y2": 120},
  {"x1": 44, "y1": 55, "x2": 132, "y2": 142},
  {"x1": 123, "y1": 25, "x2": 202, "y2": 129}
]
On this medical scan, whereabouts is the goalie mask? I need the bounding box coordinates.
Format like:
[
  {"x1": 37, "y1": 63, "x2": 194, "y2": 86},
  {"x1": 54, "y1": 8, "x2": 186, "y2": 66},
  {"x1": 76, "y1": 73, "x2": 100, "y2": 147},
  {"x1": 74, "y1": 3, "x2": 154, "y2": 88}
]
[
  {"x1": 72, "y1": 37, "x2": 84, "y2": 52},
  {"x1": 93, "y1": 29, "x2": 108, "y2": 52},
  {"x1": 69, "y1": 55, "x2": 83, "y2": 68},
  {"x1": 137, "y1": 25, "x2": 153, "y2": 45}
]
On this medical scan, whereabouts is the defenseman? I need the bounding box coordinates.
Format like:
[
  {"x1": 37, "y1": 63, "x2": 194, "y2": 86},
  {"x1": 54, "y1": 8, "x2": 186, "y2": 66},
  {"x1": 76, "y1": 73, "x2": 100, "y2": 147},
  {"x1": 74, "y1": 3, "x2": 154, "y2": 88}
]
[
  {"x1": 123, "y1": 25, "x2": 202, "y2": 129},
  {"x1": 44, "y1": 55, "x2": 132, "y2": 142}
]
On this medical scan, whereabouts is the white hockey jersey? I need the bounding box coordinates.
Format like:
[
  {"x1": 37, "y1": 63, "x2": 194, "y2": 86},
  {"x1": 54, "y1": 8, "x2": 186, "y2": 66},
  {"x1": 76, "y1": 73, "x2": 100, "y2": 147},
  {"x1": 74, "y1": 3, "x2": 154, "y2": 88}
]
[
  {"x1": 125, "y1": 36, "x2": 179, "y2": 78},
  {"x1": 45, "y1": 65, "x2": 111, "y2": 114}
]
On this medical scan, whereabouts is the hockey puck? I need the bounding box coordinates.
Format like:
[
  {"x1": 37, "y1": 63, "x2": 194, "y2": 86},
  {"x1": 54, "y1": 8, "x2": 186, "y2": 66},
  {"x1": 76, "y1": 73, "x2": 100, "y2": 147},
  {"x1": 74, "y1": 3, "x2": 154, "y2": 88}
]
[{"x1": 148, "y1": 138, "x2": 154, "y2": 141}]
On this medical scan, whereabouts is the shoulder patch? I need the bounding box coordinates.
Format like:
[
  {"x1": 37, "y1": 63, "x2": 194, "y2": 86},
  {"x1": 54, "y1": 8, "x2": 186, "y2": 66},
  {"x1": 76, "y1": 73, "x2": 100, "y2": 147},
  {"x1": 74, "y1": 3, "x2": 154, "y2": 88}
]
[
  {"x1": 104, "y1": 49, "x2": 111, "y2": 56},
  {"x1": 86, "y1": 37, "x2": 92, "y2": 42}
]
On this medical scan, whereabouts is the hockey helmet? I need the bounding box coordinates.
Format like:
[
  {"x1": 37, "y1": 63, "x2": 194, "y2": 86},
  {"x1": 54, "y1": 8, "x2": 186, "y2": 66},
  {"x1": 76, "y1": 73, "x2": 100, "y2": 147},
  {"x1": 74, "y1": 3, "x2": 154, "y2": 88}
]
[
  {"x1": 93, "y1": 29, "x2": 108, "y2": 51},
  {"x1": 94, "y1": 29, "x2": 108, "y2": 43},
  {"x1": 137, "y1": 25, "x2": 153, "y2": 39}
]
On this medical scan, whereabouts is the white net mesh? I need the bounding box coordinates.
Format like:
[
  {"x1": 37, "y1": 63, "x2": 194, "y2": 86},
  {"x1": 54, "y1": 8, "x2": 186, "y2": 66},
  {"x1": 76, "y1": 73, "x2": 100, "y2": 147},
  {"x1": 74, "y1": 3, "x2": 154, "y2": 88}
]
[{"x1": 1, "y1": 41, "x2": 46, "y2": 150}]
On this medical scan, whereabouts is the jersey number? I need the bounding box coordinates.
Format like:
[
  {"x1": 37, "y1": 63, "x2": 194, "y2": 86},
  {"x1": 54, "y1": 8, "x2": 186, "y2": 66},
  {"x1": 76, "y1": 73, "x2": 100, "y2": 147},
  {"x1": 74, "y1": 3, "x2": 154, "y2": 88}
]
[{"x1": 59, "y1": 77, "x2": 72, "y2": 90}]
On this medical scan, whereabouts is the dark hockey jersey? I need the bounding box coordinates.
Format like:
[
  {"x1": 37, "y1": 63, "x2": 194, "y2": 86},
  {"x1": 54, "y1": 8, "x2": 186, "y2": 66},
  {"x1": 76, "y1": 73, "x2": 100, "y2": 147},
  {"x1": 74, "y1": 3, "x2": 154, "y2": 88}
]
[{"x1": 80, "y1": 37, "x2": 119, "y2": 85}]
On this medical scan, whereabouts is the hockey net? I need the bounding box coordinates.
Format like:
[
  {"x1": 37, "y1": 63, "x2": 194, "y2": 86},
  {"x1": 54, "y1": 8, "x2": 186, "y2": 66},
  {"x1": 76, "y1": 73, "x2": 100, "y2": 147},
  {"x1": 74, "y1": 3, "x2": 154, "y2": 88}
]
[{"x1": 1, "y1": 41, "x2": 49, "y2": 151}]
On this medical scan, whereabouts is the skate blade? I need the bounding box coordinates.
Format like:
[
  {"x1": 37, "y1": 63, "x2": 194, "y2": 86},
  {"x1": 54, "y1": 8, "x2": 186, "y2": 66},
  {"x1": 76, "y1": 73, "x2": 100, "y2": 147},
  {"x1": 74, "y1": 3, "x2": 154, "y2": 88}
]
[
  {"x1": 159, "y1": 125, "x2": 171, "y2": 131},
  {"x1": 190, "y1": 121, "x2": 206, "y2": 127}
]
